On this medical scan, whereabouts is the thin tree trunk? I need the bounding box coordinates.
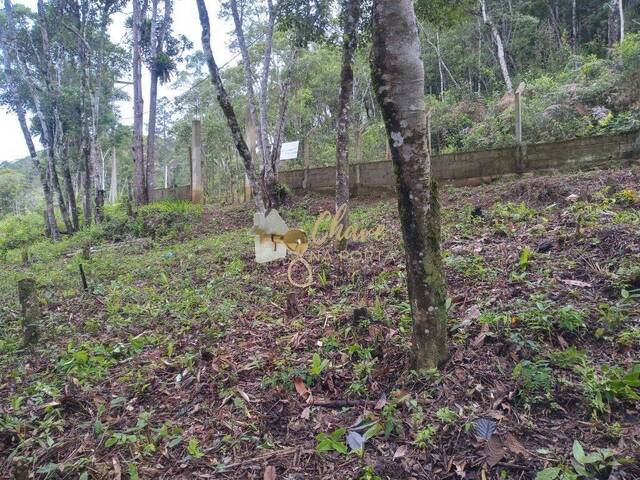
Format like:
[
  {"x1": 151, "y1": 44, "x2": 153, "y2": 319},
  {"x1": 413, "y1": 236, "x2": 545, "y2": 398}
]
[
  {"x1": 61, "y1": 142, "x2": 79, "y2": 230},
  {"x1": 302, "y1": 136, "x2": 310, "y2": 190},
  {"x1": 195, "y1": 0, "x2": 265, "y2": 213},
  {"x1": 270, "y1": 48, "x2": 299, "y2": 177},
  {"x1": 571, "y1": 0, "x2": 577, "y2": 51},
  {"x1": 547, "y1": 3, "x2": 563, "y2": 50},
  {"x1": 36, "y1": 0, "x2": 74, "y2": 233},
  {"x1": 608, "y1": 0, "x2": 621, "y2": 47},
  {"x1": 479, "y1": 0, "x2": 512, "y2": 91},
  {"x1": 619, "y1": 0, "x2": 625, "y2": 43},
  {"x1": 48, "y1": 151, "x2": 72, "y2": 233},
  {"x1": 371, "y1": 0, "x2": 448, "y2": 369},
  {"x1": 231, "y1": 0, "x2": 262, "y2": 168},
  {"x1": 18, "y1": 107, "x2": 59, "y2": 240},
  {"x1": 110, "y1": 147, "x2": 118, "y2": 203},
  {"x1": 0, "y1": 2, "x2": 59, "y2": 239},
  {"x1": 147, "y1": 0, "x2": 160, "y2": 196},
  {"x1": 258, "y1": 0, "x2": 275, "y2": 181},
  {"x1": 335, "y1": 0, "x2": 361, "y2": 248},
  {"x1": 146, "y1": 0, "x2": 172, "y2": 195},
  {"x1": 132, "y1": 0, "x2": 146, "y2": 205}
]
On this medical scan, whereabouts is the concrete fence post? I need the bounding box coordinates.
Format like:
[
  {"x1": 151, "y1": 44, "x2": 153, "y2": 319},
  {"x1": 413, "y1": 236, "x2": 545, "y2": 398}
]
[
  {"x1": 515, "y1": 82, "x2": 526, "y2": 144},
  {"x1": 18, "y1": 278, "x2": 40, "y2": 346},
  {"x1": 514, "y1": 82, "x2": 527, "y2": 173},
  {"x1": 191, "y1": 120, "x2": 203, "y2": 203}
]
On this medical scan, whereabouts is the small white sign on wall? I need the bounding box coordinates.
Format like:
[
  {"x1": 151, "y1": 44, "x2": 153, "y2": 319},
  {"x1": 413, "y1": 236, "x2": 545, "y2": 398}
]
[{"x1": 280, "y1": 141, "x2": 300, "y2": 160}]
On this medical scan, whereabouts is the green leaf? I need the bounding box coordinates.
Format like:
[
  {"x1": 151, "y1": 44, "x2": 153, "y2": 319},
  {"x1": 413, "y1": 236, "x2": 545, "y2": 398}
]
[
  {"x1": 128, "y1": 463, "x2": 140, "y2": 480},
  {"x1": 572, "y1": 440, "x2": 586, "y2": 463},
  {"x1": 573, "y1": 463, "x2": 589, "y2": 476},
  {"x1": 535, "y1": 467, "x2": 561, "y2": 480},
  {"x1": 36, "y1": 463, "x2": 59, "y2": 474},
  {"x1": 73, "y1": 350, "x2": 89, "y2": 363},
  {"x1": 363, "y1": 422, "x2": 383, "y2": 441},
  {"x1": 168, "y1": 435, "x2": 182, "y2": 448}
]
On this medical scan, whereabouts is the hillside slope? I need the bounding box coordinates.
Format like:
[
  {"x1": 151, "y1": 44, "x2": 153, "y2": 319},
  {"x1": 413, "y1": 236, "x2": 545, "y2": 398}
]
[{"x1": 1, "y1": 168, "x2": 639, "y2": 479}]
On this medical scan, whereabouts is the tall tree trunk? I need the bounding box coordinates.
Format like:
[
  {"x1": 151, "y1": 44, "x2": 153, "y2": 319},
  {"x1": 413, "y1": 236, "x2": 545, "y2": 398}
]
[
  {"x1": 256, "y1": 0, "x2": 280, "y2": 207},
  {"x1": 335, "y1": 0, "x2": 361, "y2": 248},
  {"x1": 18, "y1": 106, "x2": 59, "y2": 240},
  {"x1": 258, "y1": 0, "x2": 275, "y2": 181},
  {"x1": 110, "y1": 147, "x2": 118, "y2": 203},
  {"x1": 81, "y1": 136, "x2": 92, "y2": 225},
  {"x1": 269, "y1": 48, "x2": 299, "y2": 177},
  {"x1": 608, "y1": 0, "x2": 621, "y2": 47},
  {"x1": 146, "y1": 0, "x2": 172, "y2": 196},
  {"x1": 230, "y1": 0, "x2": 261, "y2": 165},
  {"x1": 479, "y1": 0, "x2": 512, "y2": 91},
  {"x1": 132, "y1": 0, "x2": 147, "y2": 205},
  {"x1": 619, "y1": 0, "x2": 625, "y2": 43},
  {"x1": 48, "y1": 148, "x2": 73, "y2": 233},
  {"x1": 547, "y1": 3, "x2": 563, "y2": 50},
  {"x1": 147, "y1": 0, "x2": 160, "y2": 196},
  {"x1": 571, "y1": 0, "x2": 577, "y2": 51},
  {"x1": 37, "y1": 0, "x2": 74, "y2": 233},
  {"x1": 0, "y1": 2, "x2": 59, "y2": 239},
  {"x1": 371, "y1": 0, "x2": 448, "y2": 369},
  {"x1": 195, "y1": 0, "x2": 265, "y2": 213},
  {"x1": 61, "y1": 142, "x2": 79, "y2": 230}
]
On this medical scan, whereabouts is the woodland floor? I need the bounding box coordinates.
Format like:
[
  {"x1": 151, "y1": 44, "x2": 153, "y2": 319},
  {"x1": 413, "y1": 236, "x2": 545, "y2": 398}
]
[{"x1": 1, "y1": 167, "x2": 640, "y2": 480}]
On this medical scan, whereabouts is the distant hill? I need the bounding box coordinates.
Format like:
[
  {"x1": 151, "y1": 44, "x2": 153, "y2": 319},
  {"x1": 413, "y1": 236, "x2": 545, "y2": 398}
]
[{"x1": 0, "y1": 155, "x2": 37, "y2": 179}]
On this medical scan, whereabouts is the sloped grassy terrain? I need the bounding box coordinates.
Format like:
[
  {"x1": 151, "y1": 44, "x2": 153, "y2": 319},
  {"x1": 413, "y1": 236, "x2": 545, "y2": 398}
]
[{"x1": 1, "y1": 168, "x2": 639, "y2": 480}]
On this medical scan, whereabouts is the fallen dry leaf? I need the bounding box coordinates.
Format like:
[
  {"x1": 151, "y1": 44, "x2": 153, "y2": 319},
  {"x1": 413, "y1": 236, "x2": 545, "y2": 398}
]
[
  {"x1": 472, "y1": 324, "x2": 492, "y2": 347},
  {"x1": 112, "y1": 457, "x2": 122, "y2": 480},
  {"x1": 375, "y1": 393, "x2": 387, "y2": 410},
  {"x1": 484, "y1": 436, "x2": 505, "y2": 467},
  {"x1": 466, "y1": 305, "x2": 481, "y2": 321},
  {"x1": 453, "y1": 460, "x2": 467, "y2": 478},
  {"x1": 293, "y1": 377, "x2": 309, "y2": 398},
  {"x1": 393, "y1": 444, "x2": 408, "y2": 460},
  {"x1": 264, "y1": 465, "x2": 276, "y2": 480},
  {"x1": 300, "y1": 406, "x2": 311, "y2": 420},
  {"x1": 561, "y1": 279, "x2": 592, "y2": 288},
  {"x1": 504, "y1": 433, "x2": 529, "y2": 458}
]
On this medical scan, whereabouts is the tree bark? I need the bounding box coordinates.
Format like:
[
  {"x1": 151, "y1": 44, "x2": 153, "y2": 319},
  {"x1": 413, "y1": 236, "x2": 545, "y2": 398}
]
[
  {"x1": 61, "y1": 141, "x2": 79, "y2": 230},
  {"x1": 110, "y1": 146, "x2": 118, "y2": 203},
  {"x1": 371, "y1": 0, "x2": 448, "y2": 369},
  {"x1": 335, "y1": 0, "x2": 361, "y2": 249},
  {"x1": 608, "y1": 0, "x2": 621, "y2": 47},
  {"x1": 132, "y1": 0, "x2": 147, "y2": 205},
  {"x1": 479, "y1": 0, "x2": 512, "y2": 92},
  {"x1": 571, "y1": 0, "x2": 577, "y2": 52},
  {"x1": 195, "y1": 0, "x2": 265, "y2": 213},
  {"x1": 619, "y1": 0, "x2": 625, "y2": 43}
]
